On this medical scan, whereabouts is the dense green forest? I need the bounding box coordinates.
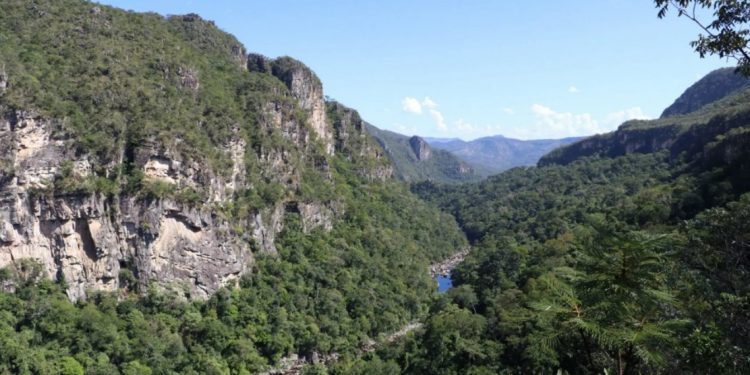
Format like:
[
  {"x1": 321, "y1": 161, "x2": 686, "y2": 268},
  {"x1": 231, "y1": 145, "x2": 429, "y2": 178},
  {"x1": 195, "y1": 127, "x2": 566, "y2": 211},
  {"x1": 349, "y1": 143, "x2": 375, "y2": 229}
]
[
  {"x1": 0, "y1": 179, "x2": 465, "y2": 374},
  {"x1": 3, "y1": 0, "x2": 750, "y2": 374},
  {"x1": 345, "y1": 81, "x2": 750, "y2": 374},
  {"x1": 0, "y1": 1, "x2": 467, "y2": 374}
]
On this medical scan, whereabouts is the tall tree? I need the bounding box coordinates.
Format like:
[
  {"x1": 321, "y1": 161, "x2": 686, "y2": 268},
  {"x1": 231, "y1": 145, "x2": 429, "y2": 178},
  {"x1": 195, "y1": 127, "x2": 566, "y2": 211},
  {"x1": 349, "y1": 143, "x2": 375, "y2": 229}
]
[
  {"x1": 532, "y1": 228, "x2": 688, "y2": 374},
  {"x1": 655, "y1": 0, "x2": 750, "y2": 75}
]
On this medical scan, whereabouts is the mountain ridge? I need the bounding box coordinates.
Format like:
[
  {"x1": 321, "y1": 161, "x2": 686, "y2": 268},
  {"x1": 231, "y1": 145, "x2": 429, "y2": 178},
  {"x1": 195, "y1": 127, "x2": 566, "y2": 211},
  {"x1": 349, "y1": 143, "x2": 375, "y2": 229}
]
[
  {"x1": 0, "y1": 0, "x2": 464, "y2": 304},
  {"x1": 364, "y1": 123, "x2": 483, "y2": 183},
  {"x1": 540, "y1": 81, "x2": 750, "y2": 172},
  {"x1": 427, "y1": 134, "x2": 583, "y2": 174},
  {"x1": 396, "y1": 66, "x2": 750, "y2": 374},
  {"x1": 661, "y1": 67, "x2": 750, "y2": 118}
]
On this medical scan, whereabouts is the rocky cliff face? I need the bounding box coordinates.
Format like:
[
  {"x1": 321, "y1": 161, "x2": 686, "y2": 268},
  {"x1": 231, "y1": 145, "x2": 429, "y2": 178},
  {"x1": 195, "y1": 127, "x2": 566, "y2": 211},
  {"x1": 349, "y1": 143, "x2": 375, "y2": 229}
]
[
  {"x1": 0, "y1": 107, "x2": 255, "y2": 300},
  {"x1": 249, "y1": 54, "x2": 335, "y2": 155},
  {"x1": 0, "y1": 68, "x2": 7, "y2": 93},
  {"x1": 409, "y1": 136, "x2": 432, "y2": 161},
  {"x1": 363, "y1": 124, "x2": 480, "y2": 184},
  {"x1": 538, "y1": 124, "x2": 681, "y2": 166},
  {"x1": 328, "y1": 101, "x2": 394, "y2": 180},
  {"x1": 0, "y1": 50, "x2": 389, "y2": 300}
]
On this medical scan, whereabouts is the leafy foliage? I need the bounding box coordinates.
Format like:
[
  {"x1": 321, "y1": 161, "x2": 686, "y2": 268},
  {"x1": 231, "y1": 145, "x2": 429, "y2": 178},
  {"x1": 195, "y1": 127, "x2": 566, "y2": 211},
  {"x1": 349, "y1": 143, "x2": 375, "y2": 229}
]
[
  {"x1": 0, "y1": 177, "x2": 465, "y2": 374},
  {"x1": 655, "y1": 0, "x2": 750, "y2": 75},
  {"x1": 0, "y1": 1, "x2": 470, "y2": 374},
  {"x1": 357, "y1": 86, "x2": 750, "y2": 373}
]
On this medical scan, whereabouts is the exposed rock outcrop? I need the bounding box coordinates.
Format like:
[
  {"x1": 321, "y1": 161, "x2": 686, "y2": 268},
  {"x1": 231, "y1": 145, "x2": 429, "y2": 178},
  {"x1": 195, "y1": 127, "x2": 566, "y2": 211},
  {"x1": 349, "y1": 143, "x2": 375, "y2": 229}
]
[
  {"x1": 0, "y1": 43, "x2": 396, "y2": 301},
  {"x1": 541, "y1": 71, "x2": 750, "y2": 168},
  {"x1": 1, "y1": 109, "x2": 66, "y2": 189},
  {"x1": 539, "y1": 108, "x2": 750, "y2": 167},
  {"x1": 409, "y1": 136, "x2": 432, "y2": 161},
  {"x1": 0, "y1": 103, "x2": 336, "y2": 300},
  {"x1": 429, "y1": 248, "x2": 469, "y2": 277},
  {"x1": 177, "y1": 66, "x2": 199, "y2": 91},
  {"x1": 0, "y1": 67, "x2": 7, "y2": 92},
  {"x1": 0, "y1": 109, "x2": 256, "y2": 300},
  {"x1": 249, "y1": 54, "x2": 335, "y2": 155},
  {"x1": 328, "y1": 101, "x2": 393, "y2": 181},
  {"x1": 455, "y1": 162, "x2": 473, "y2": 175}
]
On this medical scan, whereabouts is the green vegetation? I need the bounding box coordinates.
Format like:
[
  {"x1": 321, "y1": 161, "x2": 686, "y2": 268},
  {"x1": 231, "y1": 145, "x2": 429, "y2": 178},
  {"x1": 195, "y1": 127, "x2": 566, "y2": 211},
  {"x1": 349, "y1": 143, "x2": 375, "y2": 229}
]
[
  {"x1": 656, "y1": 0, "x2": 750, "y2": 75},
  {"x1": 364, "y1": 124, "x2": 482, "y2": 184},
  {"x1": 0, "y1": 1, "x2": 468, "y2": 374},
  {"x1": 341, "y1": 159, "x2": 750, "y2": 373},
  {"x1": 539, "y1": 80, "x2": 750, "y2": 167},
  {"x1": 660, "y1": 67, "x2": 749, "y2": 118},
  {"x1": 343, "y1": 85, "x2": 750, "y2": 373},
  {"x1": 0, "y1": 0, "x2": 331, "y2": 201},
  {"x1": 0, "y1": 177, "x2": 465, "y2": 374},
  {"x1": 3, "y1": 1, "x2": 750, "y2": 374}
]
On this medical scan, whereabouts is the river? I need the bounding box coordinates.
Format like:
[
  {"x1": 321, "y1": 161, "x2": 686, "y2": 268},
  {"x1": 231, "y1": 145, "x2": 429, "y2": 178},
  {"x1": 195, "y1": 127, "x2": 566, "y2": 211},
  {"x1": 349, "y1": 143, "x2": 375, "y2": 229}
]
[
  {"x1": 262, "y1": 248, "x2": 470, "y2": 374},
  {"x1": 437, "y1": 274, "x2": 453, "y2": 292}
]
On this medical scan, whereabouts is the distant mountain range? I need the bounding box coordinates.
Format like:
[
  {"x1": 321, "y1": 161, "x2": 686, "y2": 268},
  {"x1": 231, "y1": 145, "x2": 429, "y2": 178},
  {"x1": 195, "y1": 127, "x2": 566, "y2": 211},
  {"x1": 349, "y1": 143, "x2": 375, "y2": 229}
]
[
  {"x1": 425, "y1": 135, "x2": 583, "y2": 175},
  {"x1": 365, "y1": 124, "x2": 483, "y2": 184},
  {"x1": 365, "y1": 123, "x2": 583, "y2": 182},
  {"x1": 369, "y1": 68, "x2": 750, "y2": 182}
]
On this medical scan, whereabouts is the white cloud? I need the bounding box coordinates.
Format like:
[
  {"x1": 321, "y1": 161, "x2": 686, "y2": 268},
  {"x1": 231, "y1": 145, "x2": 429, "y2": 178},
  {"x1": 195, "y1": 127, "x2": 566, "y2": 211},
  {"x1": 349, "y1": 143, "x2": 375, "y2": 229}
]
[
  {"x1": 390, "y1": 100, "x2": 652, "y2": 140},
  {"x1": 401, "y1": 97, "x2": 422, "y2": 114},
  {"x1": 603, "y1": 107, "x2": 650, "y2": 128},
  {"x1": 568, "y1": 86, "x2": 579, "y2": 93},
  {"x1": 401, "y1": 96, "x2": 440, "y2": 114},
  {"x1": 429, "y1": 109, "x2": 447, "y2": 132},
  {"x1": 526, "y1": 104, "x2": 653, "y2": 139},
  {"x1": 531, "y1": 104, "x2": 600, "y2": 137},
  {"x1": 422, "y1": 97, "x2": 438, "y2": 110},
  {"x1": 400, "y1": 96, "x2": 447, "y2": 132},
  {"x1": 455, "y1": 118, "x2": 475, "y2": 132}
]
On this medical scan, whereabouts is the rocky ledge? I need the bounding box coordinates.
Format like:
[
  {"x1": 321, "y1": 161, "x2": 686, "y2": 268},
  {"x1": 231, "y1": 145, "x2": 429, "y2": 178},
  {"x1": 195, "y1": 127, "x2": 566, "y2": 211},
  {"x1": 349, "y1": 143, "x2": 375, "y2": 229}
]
[{"x1": 429, "y1": 248, "x2": 470, "y2": 277}]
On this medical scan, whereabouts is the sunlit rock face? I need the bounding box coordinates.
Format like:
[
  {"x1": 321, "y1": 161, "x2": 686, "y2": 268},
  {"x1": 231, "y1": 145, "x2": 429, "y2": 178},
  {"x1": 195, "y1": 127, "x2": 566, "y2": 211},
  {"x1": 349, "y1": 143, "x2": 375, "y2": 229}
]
[{"x1": 0, "y1": 57, "x2": 391, "y2": 301}]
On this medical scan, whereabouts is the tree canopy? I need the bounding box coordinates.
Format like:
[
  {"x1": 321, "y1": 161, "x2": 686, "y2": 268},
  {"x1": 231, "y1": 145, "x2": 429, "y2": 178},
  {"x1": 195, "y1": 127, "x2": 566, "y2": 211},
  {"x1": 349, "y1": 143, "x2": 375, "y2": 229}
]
[{"x1": 655, "y1": 0, "x2": 750, "y2": 75}]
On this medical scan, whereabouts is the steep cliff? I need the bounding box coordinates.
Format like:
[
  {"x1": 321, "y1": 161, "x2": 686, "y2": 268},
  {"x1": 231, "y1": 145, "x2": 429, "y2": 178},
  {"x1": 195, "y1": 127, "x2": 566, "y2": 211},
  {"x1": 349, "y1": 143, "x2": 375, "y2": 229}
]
[
  {"x1": 0, "y1": 0, "x2": 415, "y2": 301},
  {"x1": 409, "y1": 136, "x2": 432, "y2": 161},
  {"x1": 365, "y1": 124, "x2": 480, "y2": 184}
]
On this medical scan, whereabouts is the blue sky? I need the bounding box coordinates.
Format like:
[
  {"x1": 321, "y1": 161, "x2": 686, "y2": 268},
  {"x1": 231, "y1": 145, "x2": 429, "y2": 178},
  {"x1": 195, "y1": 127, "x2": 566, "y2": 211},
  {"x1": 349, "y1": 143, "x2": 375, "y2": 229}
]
[{"x1": 98, "y1": 1, "x2": 728, "y2": 140}]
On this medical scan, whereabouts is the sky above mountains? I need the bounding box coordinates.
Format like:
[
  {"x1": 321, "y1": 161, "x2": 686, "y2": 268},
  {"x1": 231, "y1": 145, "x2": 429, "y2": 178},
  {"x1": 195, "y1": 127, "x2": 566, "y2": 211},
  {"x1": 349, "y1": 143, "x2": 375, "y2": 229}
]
[{"x1": 99, "y1": 0, "x2": 728, "y2": 140}]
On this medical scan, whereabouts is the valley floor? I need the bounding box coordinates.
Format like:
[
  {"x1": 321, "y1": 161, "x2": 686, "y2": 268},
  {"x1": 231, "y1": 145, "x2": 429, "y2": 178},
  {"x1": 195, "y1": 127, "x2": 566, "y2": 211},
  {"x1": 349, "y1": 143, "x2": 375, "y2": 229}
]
[{"x1": 262, "y1": 249, "x2": 469, "y2": 374}]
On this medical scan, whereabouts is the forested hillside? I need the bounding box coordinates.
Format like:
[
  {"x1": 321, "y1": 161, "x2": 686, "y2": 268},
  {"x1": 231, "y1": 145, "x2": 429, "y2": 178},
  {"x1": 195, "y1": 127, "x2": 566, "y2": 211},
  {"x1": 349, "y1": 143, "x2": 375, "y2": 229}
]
[
  {"x1": 2, "y1": 0, "x2": 750, "y2": 374},
  {"x1": 346, "y1": 72, "x2": 750, "y2": 374},
  {"x1": 365, "y1": 124, "x2": 483, "y2": 184},
  {"x1": 0, "y1": 1, "x2": 467, "y2": 373},
  {"x1": 661, "y1": 67, "x2": 750, "y2": 118}
]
